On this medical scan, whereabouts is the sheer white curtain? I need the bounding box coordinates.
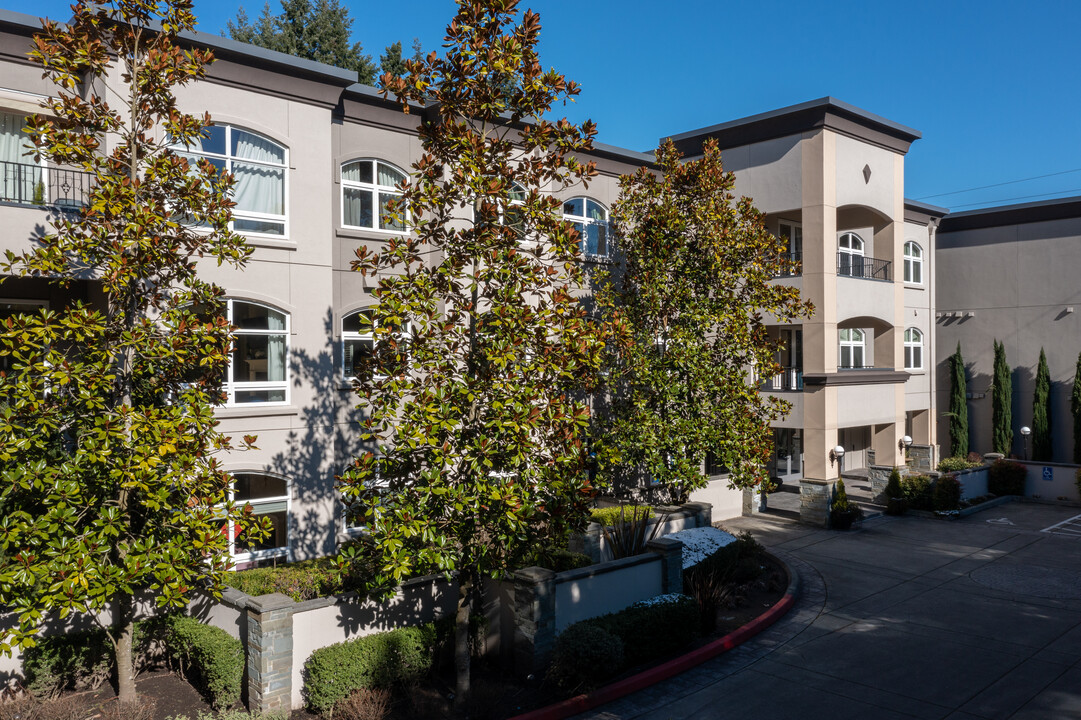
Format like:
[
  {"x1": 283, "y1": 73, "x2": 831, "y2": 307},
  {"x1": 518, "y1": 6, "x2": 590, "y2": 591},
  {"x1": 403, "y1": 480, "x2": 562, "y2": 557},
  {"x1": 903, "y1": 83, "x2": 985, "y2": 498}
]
[
  {"x1": 0, "y1": 112, "x2": 37, "y2": 202},
  {"x1": 266, "y1": 308, "x2": 286, "y2": 383},
  {"x1": 232, "y1": 130, "x2": 284, "y2": 216}
]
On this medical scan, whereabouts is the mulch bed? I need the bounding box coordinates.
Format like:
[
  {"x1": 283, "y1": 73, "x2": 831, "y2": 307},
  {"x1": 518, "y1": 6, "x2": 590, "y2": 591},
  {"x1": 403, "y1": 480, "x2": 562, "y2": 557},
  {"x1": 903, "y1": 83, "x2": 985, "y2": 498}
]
[{"x1": 25, "y1": 556, "x2": 787, "y2": 720}]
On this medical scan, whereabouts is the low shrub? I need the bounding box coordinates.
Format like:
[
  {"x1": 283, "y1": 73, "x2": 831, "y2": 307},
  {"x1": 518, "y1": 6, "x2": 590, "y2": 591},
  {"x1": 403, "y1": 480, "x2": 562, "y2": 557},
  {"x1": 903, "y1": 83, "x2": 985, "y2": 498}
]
[
  {"x1": 938, "y1": 456, "x2": 982, "y2": 472},
  {"x1": 0, "y1": 691, "x2": 84, "y2": 720},
  {"x1": 683, "y1": 533, "x2": 765, "y2": 632},
  {"x1": 536, "y1": 548, "x2": 593, "y2": 573},
  {"x1": 226, "y1": 556, "x2": 376, "y2": 602},
  {"x1": 884, "y1": 468, "x2": 906, "y2": 516},
  {"x1": 163, "y1": 615, "x2": 243, "y2": 710},
  {"x1": 585, "y1": 594, "x2": 699, "y2": 666},
  {"x1": 23, "y1": 629, "x2": 114, "y2": 698},
  {"x1": 589, "y1": 504, "x2": 653, "y2": 528},
  {"x1": 988, "y1": 459, "x2": 1027, "y2": 496},
  {"x1": 546, "y1": 623, "x2": 623, "y2": 694},
  {"x1": 933, "y1": 474, "x2": 962, "y2": 511},
  {"x1": 901, "y1": 475, "x2": 934, "y2": 511},
  {"x1": 333, "y1": 687, "x2": 392, "y2": 720},
  {"x1": 304, "y1": 622, "x2": 445, "y2": 714}
]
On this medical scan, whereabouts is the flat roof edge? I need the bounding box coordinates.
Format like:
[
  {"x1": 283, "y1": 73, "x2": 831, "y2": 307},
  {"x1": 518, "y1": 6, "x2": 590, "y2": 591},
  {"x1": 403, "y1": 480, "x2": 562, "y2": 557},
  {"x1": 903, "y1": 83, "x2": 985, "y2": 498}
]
[
  {"x1": 904, "y1": 198, "x2": 950, "y2": 216},
  {"x1": 940, "y1": 195, "x2": 1081, "y2": 232}
]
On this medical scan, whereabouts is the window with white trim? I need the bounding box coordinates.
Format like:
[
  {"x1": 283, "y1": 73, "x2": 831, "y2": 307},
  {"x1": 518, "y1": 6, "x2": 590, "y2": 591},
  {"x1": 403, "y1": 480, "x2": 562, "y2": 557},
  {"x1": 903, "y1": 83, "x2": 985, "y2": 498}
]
[
  {"x1": 172, "y1": 125, "x2": 287, "y2": 236},
  {"x1": 838, "y1": 232, "x2": 865, "y2": 276},
  {"x1": 341, "y1": 308, "x2": 410, "y2": 380},
  {"x1": 473, "y1": 181, "x2": 527, "y2": 239},
  {"x1": 226, "y1": 300, "x2": 289, "y2": 405},
  {"x1": 839, "y1": 328, "x2": 865, "y2": 369},
  {"x1": 904, "y1": 241, "x2": 923, "y2": 284},
  {"x1": 904, "y1": 328, "x2": 924, "y2": 370},
  {"x1": 340, "y1": 456, "x2": 388, "y2": 533},
  {"x1": 227, "y1": 472, "x2": 290, "y2": 565},
  {"x1": 341, "y1": 159, "x2": 407, "y2": 232},
  {"x1": 563, "y1": 197, "x2": 609, "y2": 257}
]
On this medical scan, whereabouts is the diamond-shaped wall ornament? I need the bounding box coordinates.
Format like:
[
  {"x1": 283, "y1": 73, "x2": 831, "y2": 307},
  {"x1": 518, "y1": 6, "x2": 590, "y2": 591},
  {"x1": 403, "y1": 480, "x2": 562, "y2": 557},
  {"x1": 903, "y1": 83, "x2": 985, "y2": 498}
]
[{"x1": 863, "y1": 164, "x2": 872, "y2": 184}]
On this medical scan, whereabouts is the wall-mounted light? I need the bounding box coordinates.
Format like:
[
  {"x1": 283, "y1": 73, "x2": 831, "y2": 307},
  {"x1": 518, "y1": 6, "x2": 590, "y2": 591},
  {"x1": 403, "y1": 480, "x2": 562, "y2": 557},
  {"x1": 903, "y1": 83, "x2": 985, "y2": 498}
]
[
  {"x1": 899, "y1": 435, "x2": 913, "y2": 453},
  {"x1": 829, "y1": 445, "x2": 845, "y2": 468},
  {"x1": 1067, "y1": 307, "x2": 1075, "y2": 314}
]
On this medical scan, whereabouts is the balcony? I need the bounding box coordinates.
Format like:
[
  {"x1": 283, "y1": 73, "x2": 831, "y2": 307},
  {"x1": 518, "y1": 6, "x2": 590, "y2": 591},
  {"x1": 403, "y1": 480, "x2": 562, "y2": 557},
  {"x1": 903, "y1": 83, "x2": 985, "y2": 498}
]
[
  {"x1": 773, "y1": 251, "x2": 802, "y2": 278},
  {"x1": 762, "y1": 366, "x2": 803, "y2": 392},
  {"x1": 837, "y1": 253, "x2": 890, "y2": 282},
  {"x1": 1, "y1": 160, "x2": 91, "y2": 208}
]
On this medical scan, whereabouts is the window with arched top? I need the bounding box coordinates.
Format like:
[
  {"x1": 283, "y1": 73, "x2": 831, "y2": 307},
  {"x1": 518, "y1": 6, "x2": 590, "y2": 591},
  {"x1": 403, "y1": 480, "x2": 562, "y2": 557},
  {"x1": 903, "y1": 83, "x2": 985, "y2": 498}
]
[
  {"x1": 837, "y1": 232, "x2": 865, "y2": 277},
  {"x1": 341, "y1": 159, "x2": 407, "y2": 232},
  {"x1": 171, "y1": 125, "x2": 287, "y2": 236},
  {"x1": 904, "y1": 328, "x2": 924, "y2": 370},
  {"x1": 839, "y1": 328, "x2": 865, "y2": 369},
  {"x1": 341, "y1": 308, "x2": 410, "y2": 380},
  {"x1": 904, "y1": 241, "x2": 923, "y2": 284},
  {"x1": 563, "y1": 197, "x2": 609, "y2": 257},
  {"x1": 473, "y1": 181, "x2": 527, "y2": 238},
  {"x1": 227, "y1": 472, "x2": 290, "y2": 565},
  {"x1": 225, "y1": 299, "x2": 289, "y2": 405}
]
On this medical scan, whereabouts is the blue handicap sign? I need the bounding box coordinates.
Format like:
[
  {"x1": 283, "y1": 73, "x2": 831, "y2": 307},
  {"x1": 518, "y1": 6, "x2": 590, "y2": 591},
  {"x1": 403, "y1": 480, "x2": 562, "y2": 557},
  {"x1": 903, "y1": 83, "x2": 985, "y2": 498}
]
[{"x1": 1043, "y1": 466, "x2": 1053, "y2": 482}]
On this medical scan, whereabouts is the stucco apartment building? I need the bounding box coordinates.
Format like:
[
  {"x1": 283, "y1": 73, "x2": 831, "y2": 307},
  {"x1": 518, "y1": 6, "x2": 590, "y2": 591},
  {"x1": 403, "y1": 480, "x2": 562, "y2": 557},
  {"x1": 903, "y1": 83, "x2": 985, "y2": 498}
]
[{"x1": 10, "y1": 8, "x2": 1058, "y2": 548}]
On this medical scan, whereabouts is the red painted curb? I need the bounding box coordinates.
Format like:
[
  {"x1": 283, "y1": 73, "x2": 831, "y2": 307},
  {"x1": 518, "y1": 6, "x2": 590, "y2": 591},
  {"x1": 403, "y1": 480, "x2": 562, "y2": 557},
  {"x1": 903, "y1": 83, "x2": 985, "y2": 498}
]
[{"x1": 508, "y1": 554, "x2": 799, "y2": 720}]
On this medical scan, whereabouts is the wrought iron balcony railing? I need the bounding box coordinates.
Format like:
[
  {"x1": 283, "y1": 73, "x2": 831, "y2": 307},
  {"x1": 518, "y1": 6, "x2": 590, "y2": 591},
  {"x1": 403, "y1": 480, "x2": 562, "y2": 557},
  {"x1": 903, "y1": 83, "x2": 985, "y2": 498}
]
[
  {"x1": 0, "y1": 160, "x2": 91, "y2": 208},
  {"x1": 773, "y1": 251, "x2": 802, "y2": 278},
  {"x1": 837, "y1": 253, "x2": 891, "y2": 281},
  {"x1": 762, "y1": 366, "x2": 803, "y2": 391}
]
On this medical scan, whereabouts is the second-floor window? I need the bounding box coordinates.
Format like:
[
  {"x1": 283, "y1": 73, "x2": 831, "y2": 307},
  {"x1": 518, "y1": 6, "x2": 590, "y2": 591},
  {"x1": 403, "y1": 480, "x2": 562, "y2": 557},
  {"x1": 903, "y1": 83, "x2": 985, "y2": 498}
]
[
  {"x1": 904, "y1": 328, "x2": 924, "y2": 370},
  {"x1": 173, "y1": 125, "x2": 287, "y2": 236},
  {"x1": 563, "y1": 197, "x2": 609, "y2": 258},
  {"x1": 837, "y1": 232, "x2": 865, "y2": 276},
  {"x1": 904, "y1": 241, "x2": 923, "y2": 284},
  {"x1": 226, "y1": 299, "x2": 289, "y2": 405},
  {"x1": 839, "y1": 328, "x2": 865, "y2": 369},
  {"x1": 1, "y1": 111, "x2": 38, "y2": 204},
  {"x1": 341, "y1": 159, "x2": 407, "y2": 232}
]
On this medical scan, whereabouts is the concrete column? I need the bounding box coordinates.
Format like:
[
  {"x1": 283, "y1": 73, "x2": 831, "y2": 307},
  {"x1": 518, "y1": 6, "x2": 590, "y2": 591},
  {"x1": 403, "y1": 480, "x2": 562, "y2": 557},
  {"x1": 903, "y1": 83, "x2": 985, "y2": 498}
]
[
  {"x1": 512, "y1": 567, "x2": 556, "y2": 679},
  {"x1": 646, "y1": 537, "x2": 684, "y2": 595},
  {"x1": 874, "y1": 421, "x2": 904, "y2": 468},
  {"x1": 912, "y1": 409, "x2": 933, "y2": 445},
  {"x1": 680, "y1": 501, "x2": 712, "y2": 528},
  {"x1": 246, "y1": 593, "x2": 294, "y2": 713}
]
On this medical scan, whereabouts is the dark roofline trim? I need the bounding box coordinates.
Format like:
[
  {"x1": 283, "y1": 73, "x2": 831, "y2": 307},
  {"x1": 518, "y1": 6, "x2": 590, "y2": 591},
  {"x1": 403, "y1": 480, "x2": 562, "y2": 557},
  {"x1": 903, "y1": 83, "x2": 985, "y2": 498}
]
[
  {"x1": 904, "y1": 198, "x2": 950, "y2": 216},
  {"x1": 939, "y1": 195, "x2": 1081, "y2": 233}
]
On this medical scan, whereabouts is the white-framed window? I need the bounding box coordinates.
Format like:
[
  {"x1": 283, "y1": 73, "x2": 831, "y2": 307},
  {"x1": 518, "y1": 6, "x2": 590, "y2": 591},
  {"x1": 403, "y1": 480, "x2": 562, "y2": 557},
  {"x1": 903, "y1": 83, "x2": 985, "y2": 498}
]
[
  {"x1": 340, "y1": 456, "x2": 388, "y2": 533},
  {"x1": 563, "y1": 197, "x2": 609, "y2": 257},
  {"x1": 837, "y1": 232, "x2": 865, "y2": 276},
  {"x1": 341, "y1": 159, "x2": 407, "y2": 232},
  {"x1": 225, "y1": 299, "x2": 289, "y2": 405},
  {"x1": 904, "y1": 328, "x2": 924, "y2": 370},
  {"x1": 839, "y1": 328, "x2": 865, "y2": 369},
  {"x1": 779, "y1": 221, "x2": 802, "y2": 258},
  {"x1": 226, "y1": 472, "x2": 290, "y2": 566},
  {"x1": 172, "y1": 125, "x2": 287, "y2": 236},
  {"x1": 473, "y1": 181, "x2": 527, "y2": 239},
  {"x1": 340, "y1": 308, "x2": 410, "y2": 381},
  {"x1": 904, "y1": 241, "x2": 923, "y2": 284},
  {"x1": 1, "y1": 111, "x2": 42, "y2": 204}
]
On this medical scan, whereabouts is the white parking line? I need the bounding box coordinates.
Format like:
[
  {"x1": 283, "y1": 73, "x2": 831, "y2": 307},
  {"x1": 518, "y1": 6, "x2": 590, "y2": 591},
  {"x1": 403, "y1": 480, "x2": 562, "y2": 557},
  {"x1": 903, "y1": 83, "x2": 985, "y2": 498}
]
[{"x1": 1042, "y1": 513, "x2": 1081, "y2": 534}]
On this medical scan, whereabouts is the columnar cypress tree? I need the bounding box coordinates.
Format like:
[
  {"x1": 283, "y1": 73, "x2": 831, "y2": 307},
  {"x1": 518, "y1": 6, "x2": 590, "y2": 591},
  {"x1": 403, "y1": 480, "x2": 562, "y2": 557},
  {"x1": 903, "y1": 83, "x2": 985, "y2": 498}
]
[
  {"x1": 1032, "y1": 348, "x2": 1052, "y2": 460},
  {"x1": 1072, "y1": 351, "x2": 1081, "y2": 463},
  {"x1": 993, "y1": 340, "x2": 1013, "y2": 455},
  {"x1": 949, "y1": 342, "x2": 969, "y2": 457}
]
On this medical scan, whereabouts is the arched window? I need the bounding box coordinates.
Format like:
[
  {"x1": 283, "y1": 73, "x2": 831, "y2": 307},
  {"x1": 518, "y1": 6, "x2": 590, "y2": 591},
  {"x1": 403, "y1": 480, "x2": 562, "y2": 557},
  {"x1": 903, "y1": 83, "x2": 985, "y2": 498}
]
[
  {"x1": 172, "y1": 125, "x2": 287, "y2": 235},
  {"x1": 228, "y1": 472, "x2": 290, "y2": 566},
  {"x1": 837, "y1": 232, "x2": 865, "y2": 277},
  {"x1": 904, "y1": 328, "x2": 924, "y2": 370},
  {"x1": 341, "y1": 308, "x2": 410, "y2": 380},
  {"x1": 225, "y1": 300, "x2": 289, "y2": 404},
  {"x1": 473, "y1": 181, "x2": 527, "y2": 239},
  {"x1": 904, "y1": 241, "x2": 923, "y2": 284},
  {"x1": 563, "y1": 197, "x2": 609, "y2": 257},
  {"x1": 341, "y1": 159, "x2": 407, "y2": 232},
  {"x1": 839, "y1": 328, "x2": 865, "y2": 369}
]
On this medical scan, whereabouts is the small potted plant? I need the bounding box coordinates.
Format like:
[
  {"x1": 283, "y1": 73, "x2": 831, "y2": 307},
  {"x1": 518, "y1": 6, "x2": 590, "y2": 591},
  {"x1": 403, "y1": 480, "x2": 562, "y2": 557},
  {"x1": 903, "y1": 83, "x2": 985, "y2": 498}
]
[
  {"x1": 830, "y1": 478, "x2": 863, "y2": 530},
  {"x1": 885, "y1": 467, "x2": 907, "y2": 516}
]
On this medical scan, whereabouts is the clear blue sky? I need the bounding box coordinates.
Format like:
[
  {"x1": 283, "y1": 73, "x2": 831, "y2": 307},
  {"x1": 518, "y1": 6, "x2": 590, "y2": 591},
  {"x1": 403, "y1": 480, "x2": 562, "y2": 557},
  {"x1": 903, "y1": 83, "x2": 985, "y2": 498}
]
[{"x1": 21, "y1": 0, "x2": 1081, "y2": 211}]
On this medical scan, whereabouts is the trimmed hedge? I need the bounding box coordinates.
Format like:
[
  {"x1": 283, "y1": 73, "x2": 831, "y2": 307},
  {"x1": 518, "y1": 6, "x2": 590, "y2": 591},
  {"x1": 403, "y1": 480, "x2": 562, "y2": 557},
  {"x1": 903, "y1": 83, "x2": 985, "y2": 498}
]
[
  {"x1": 304, "y1": 622, "x2": 445, "y2": 714},
  {"x1": 989, "y1": 459, "x2": 1027, "y2": 496},
  {"x1": 589, "y1": 505, "x2": 653, "y2": 528},
  {"x1": 933, "y1": 474, "x2": 962, "y2": 511},
  {"x1": 938, "y1": 456, "x2": 982, "y2": 473},
  {"x1": 546, "y1": 623, "x2": 623, "y2": 693},
  {"x1": 901, "y1": 475, "x2": 934, "y2": 511},
  {"x1": 582, "y1": 594, "x2": 699, "y2": 667},
  {"x1": 227, "y1": 557, "x2": 353, "y2": 602},
  {"x1": 164, "y1": 615, "x2": 244, "y2": 710}
]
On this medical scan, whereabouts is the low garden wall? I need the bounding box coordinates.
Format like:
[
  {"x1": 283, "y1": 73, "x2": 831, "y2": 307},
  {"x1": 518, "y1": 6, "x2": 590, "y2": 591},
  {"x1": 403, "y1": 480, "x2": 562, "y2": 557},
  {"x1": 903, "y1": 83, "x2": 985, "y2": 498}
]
[
  {"x1": 1017, "y1": 460, "x2": 1081, "y2": 502},
  {"x1": 954, "y1": 465, "x2": 989, "y2": 500},
  {"x1": 569, "y1": 502, "x2": 711, "y2": 562}
]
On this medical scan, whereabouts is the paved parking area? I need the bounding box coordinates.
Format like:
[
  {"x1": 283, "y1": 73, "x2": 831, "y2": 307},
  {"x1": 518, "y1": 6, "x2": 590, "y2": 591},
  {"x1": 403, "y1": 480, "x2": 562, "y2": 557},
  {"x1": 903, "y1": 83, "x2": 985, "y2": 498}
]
[{"x1": 575, "y1": 502, "x2": 1081, "y2": 720}]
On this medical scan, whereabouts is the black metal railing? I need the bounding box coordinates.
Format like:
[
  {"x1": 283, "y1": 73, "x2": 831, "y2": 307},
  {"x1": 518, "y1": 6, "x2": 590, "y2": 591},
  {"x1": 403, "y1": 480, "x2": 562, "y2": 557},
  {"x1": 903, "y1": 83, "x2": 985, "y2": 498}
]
[
  {"x1": 773, "y1": 251, "x2": 802, "y2": 278},
  {"x1": 762, "y1": 366, "x2": 803, "y2": 391},
  {"x1": 837, "y1": 253, "x2": 891, "y2": 281},
  {"x1": 0, "y1": 160, "x2": 91, "y2": 208}
]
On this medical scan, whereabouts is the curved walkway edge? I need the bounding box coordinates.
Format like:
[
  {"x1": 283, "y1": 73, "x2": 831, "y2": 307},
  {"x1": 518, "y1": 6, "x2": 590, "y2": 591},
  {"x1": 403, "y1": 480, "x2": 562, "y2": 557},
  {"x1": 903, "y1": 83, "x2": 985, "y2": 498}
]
[{"x1": 509, "y1": 550, "x2": 803, "y2": 720}]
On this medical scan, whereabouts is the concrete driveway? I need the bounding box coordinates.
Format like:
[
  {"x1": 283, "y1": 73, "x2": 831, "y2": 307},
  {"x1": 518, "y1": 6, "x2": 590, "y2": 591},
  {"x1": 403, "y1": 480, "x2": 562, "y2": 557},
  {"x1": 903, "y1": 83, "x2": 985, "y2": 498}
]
[{"x1": 575, "y1": 502, "x2": 1081, "y2": 720}]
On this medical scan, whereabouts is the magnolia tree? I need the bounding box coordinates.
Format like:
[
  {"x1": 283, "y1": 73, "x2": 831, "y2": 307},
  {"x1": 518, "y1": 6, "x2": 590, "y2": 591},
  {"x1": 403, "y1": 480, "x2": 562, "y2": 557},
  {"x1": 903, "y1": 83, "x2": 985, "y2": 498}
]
[
  {"x1": 0, "y1": 0, "x2": 263, "y2": 703},
  {"x1": 338, "y1": 0, "x2": 603, "y2": 704},
  {"x1": 595, "y1": 139, "x2": 812, "y2": 503}
]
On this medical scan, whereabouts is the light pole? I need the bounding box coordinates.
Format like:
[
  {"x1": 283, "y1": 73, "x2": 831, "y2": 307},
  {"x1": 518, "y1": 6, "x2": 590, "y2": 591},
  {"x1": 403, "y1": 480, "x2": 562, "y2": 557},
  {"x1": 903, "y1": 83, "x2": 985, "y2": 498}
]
[{"x1": 1020, "y1": 426, "x2": 1031, "y2": 461}]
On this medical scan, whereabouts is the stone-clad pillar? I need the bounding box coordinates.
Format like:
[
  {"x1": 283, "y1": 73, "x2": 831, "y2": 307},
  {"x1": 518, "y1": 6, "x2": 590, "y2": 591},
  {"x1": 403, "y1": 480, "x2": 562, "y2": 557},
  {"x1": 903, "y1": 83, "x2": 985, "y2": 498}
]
[
  {"x1": 246, "y1": 593, "x2": 294, "y2": 712},
  {"x1": 646, "y1": 536, "x2": 684, "y2": 595},
  {"x1": 512, "y1": 567, "x2": 555, "y2": 679}
]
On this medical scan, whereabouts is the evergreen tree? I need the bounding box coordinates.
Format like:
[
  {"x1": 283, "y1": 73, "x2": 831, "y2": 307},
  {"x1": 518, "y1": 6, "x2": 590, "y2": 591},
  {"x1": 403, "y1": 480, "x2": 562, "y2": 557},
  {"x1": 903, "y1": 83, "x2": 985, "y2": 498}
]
[
  {"x1": 378, "y1": 39, "x2": 420, "y2": 82},
  {"x1": 1072, "y1": 351, "x2": 1081, "y2": 463},
  {"x1": 993, "y1": 340, "x2": 1013, "y2": 455},
  {"x1": 1032, "y1": 348, "x2": 1052, "y2": 460},
  {"x1": 226, "y1": 0, "x2": 377, "y2": 82},
  {"x1": 949, "y1": 342, "x2": 969, "y2": 457}
]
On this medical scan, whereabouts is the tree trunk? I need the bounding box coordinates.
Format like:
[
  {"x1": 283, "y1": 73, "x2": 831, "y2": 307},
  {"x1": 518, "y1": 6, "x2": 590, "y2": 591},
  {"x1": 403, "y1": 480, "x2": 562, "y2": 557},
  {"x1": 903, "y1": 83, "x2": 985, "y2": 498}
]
[
  {"x1": 453, "y1": 576, "x2": 472, "y2": 710},
  {"x1": 115, "y1": 596, "x2": 138, "y2": 704}
]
